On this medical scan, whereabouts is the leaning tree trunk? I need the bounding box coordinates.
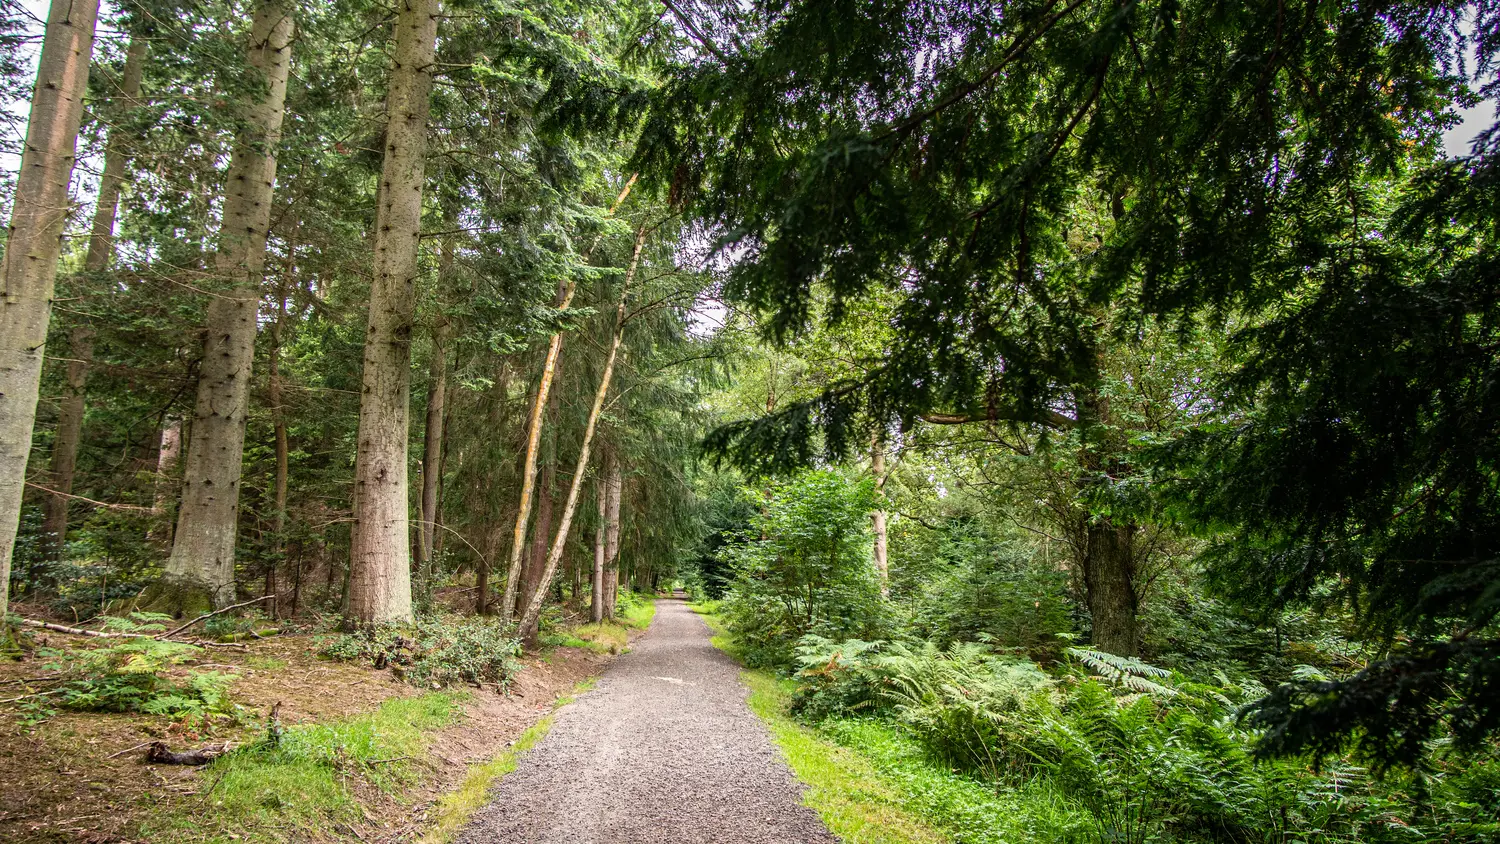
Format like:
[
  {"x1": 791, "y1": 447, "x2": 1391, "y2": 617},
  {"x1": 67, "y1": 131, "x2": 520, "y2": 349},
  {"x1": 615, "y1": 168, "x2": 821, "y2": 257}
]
[
  {"x1": 0, "y1": 0, "x2": 100, "y2": 623},
  {"x1": 346, "y1": 0, "x2": 439, "y2": 626},
  {"x1": 590, "y1": 478, "x2": 606, "y2": 622},
  {"x1": 517, "y1": 373, "x2": 562, "y2": 637},
  {"x1": 515, "y1": 228, "x2": 644, "y2": 640},
  {"x1": 42, "y1": 33, "x2": 147, "y2": 566},
  {"x1": 499, "y1": 283, "x2": 577, "y2": 623},
  {"x1": 155, "y1": 1, "x2": 293, "y2": 614},
  {"x1": 870, "y1": 429, "x2": 890, "y2": 596}
]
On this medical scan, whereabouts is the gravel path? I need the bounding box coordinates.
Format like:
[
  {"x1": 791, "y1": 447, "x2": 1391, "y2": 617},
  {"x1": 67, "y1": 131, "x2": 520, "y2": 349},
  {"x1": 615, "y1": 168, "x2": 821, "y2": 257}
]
[{"x1": 454, "y1": 598, "x2": 836, "y2": 844}]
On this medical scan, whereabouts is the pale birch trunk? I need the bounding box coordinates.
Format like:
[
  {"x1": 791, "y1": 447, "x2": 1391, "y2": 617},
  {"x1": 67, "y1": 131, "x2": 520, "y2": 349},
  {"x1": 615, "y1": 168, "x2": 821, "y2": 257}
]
[
  {"x1": 871, "y1": 430, "x2": 889, "y2": 596},
  {"x1": 516, "y1": 226, "x2": 646, "y2": 639},
  {"x1": 590, "y1": 478, "x2": 605, "y2": 622},
  {"x1": 347, "y1": 0, "x2": 439, "y2": 626},
  {"x1": 0, "y1": 0, "x2": 100, "y2": 621},
  {"x1": 41, "y1": 34, "x2": 146, "y2": 564},
  {"x1": 157, "y1": 2, "x2": 293, "y2": 612},
  {"x1": 498, "y1": 283, "x2": 576, "y2": 623}
]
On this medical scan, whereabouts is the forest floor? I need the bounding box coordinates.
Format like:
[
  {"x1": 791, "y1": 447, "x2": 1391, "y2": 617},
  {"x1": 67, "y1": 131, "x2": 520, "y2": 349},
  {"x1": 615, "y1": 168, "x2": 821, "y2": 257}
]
[
  {"x1": 452, "y1": 597, "x2": 833, "y2": 844},
  {"x1": 0, "y1": 598, "x2": 636, "y2": 844}
]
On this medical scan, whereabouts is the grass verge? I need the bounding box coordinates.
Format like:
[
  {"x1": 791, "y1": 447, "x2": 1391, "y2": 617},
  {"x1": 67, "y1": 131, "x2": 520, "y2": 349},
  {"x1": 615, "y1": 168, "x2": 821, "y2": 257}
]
[
  {"x1": 419, "y1": 677, "x2": 599, "y2": 843},
  {"x1": 544, "y1": 592, "x2": 657, "y2": 654},
  {"x1": 688, "y1": 602, "x2": 948, "y2": 844},
  {"x1": 146, "y1": 692, "x2": 463, "y2": 843}
]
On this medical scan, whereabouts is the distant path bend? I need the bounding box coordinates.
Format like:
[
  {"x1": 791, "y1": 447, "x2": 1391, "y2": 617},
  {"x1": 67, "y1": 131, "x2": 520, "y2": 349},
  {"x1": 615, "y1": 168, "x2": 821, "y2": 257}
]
[{"x1": 455, "y1": 597, "x2": 835, "y2": 844}]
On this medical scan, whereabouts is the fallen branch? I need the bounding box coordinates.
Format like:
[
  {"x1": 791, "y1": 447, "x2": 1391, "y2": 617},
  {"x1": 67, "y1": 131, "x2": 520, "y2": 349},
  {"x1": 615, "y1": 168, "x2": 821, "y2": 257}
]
[
  {"x1": 146, "y1": 741, "x2": 230, "y2": 766},
  {"x1": 17, "y1": 619, "x2": 134, "y2": 638},
  {"x1": 106, "y1": 741, "x2": 155, "y2": 760},
  {"x1": 157, "y1": 595, "x2": 274, "y2": 640}
]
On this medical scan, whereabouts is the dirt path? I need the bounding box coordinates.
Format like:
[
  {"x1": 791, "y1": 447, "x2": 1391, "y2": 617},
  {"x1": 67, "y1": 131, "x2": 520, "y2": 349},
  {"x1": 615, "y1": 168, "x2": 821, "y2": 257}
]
[{"x1": 455, "y1": 598, "x2": 835, "y2": 843}]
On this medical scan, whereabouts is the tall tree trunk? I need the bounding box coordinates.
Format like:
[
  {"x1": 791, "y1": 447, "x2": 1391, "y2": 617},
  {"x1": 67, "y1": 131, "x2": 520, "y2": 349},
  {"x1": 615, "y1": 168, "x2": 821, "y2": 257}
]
[
  {"x1": 0, "y1": 0, "x2": 100, "y2": 623},
  {"x1": 416, "y1": 236, "x2": 453, "y2": 587},
  {"x1": 156, "y1": 1, "x2": 293, "y2": 613},
  {"x1": 515, "y1": 226, "x2": 645, "y2": 640},
  {"x1": 150, "y1": 414, "x2": 183, "y2": 542},
  {"x1": 590, "y1": 477, "x2": 606, "y2": 622},
  {"x1": 602, "y1": 447, "x2": 623, "y2": 619},
  {"x1": 41, "y1": 34, "x2": 146, "y2": 566},
  {"x1": 870, "y1": 429, "x2": 889, "y2": 596},
  {"x1": 417, "y1": 313, "x2": 449, "y2": 587},
  {"x1": 346, "y1": 0, "x2": 439, "y2": 626},
  {"x1": 1074, "y1": 344, "x2": 1140, "y2": 656},
  {"x1": 267, "y1": 256, "x2": 291, "y2": 620},
  {"x1": 1082, "y1": 519, "x2": 1138, "y2": 656},
  {"x1": 499, "y1": 284, "x2": 576, "y2": 623}
]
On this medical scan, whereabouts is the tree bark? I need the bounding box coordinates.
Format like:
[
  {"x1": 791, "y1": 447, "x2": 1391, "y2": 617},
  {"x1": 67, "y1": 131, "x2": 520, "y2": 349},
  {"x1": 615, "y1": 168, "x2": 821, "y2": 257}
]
[
  {"x1": 267, "y1": 249, "x2": 292, "y2": 620},
  {"x1": 347, "y1": 0, "x2": 439, "y2": 626},
  {"x1": 1083, "y1": 518, "x2": 1138, "y2": 656},
  {"x1": 499, "y1": 283, "x2": 577, "y2": 623},
  {"x1": 40, "y1": 34, "x2": 147, "y2": 566},
  {"x1": 150, "y1": 414, "x2": 183, "y2": 543},
  {"x1": 590, "y1": 476, "x2": 606, "y2": 622},
  {"x1": 0, "y1": 0, "x2": 100, "y2": 622},
  {"x1": 156, "y1": 1, "x2": 293, "y2": 613},
  {"x1": 516, "y1": 225, "x2": 645, "y2": 640},
  {"x1": 1073, "y1": 343, "x2": 1140, "y2": 656},
  {"x1": 602, "y1": 448, "x2": 623, "y2": 619},
  {"x1": 416, "y1": 313, "x2": 449, "y2": 586},
  {"x1": 870, "y1": 429, "x2": 889, "y2": 596},
  {"x1": 517, "y1": 367, "x2": 562, "y2": 637}
]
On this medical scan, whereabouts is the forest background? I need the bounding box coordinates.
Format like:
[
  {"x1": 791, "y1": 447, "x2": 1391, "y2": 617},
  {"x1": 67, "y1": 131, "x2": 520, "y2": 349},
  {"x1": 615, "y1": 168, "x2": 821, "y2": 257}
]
[{"x1": 0, "y1": 0, "x2": 1498, "y2": 842}]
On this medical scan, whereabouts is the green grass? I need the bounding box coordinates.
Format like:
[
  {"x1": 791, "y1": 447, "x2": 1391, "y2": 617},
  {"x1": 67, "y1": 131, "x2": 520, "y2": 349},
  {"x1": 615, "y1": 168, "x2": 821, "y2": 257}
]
[
  {"x1": 541, "y1": 592, "x2": 657, "y2": 654},
  {"x1": 689, "y1": 602, "x2": 948, "y2": 844},
  {"x1": 419, "y1": 677, "x2": 598, "y2": 843},
  {"x1": 687, "y1": 602, "x2": 1091, "y2": 844},
  {"x1": 146, "y1": 692, "x2": 463, "y2": 843}
]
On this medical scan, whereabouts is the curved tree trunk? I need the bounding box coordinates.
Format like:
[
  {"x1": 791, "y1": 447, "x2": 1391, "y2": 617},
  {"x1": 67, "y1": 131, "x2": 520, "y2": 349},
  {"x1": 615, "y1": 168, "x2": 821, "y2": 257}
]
[
  {"x1": 41, "y1": 34, "x2": 147, "y2": 567},
  {"x1": 0, "y1": 0, "x2": 101, "y2": 623},
  {"x1": 157, "y1": 1, "x2": 294, "y2": 613},
  {"x1": 516, "y1": 225, "x2": 646, "y2": 640},
  {"x1": 347, "y1": 0, "x2": 439, "y2": 626},
  {"x1": 499, "y1": 283, "x2": 576, "y2": 623}
]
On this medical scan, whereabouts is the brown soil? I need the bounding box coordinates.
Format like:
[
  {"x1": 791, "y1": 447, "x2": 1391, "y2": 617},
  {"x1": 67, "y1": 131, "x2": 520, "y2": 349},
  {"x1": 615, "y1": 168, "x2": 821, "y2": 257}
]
[{"x1": 0, "y1": 604, "x2": 630, "y2": 844}]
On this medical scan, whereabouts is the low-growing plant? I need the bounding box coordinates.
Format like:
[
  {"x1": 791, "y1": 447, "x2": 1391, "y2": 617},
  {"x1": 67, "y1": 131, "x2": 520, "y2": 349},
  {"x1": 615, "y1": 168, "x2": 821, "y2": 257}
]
[
  {"x1": 321, "y1": 613, "x2": 521, "y2": 688},
  {"x1": 24, "y1": 620, "x2": 244, "y2": 723}
]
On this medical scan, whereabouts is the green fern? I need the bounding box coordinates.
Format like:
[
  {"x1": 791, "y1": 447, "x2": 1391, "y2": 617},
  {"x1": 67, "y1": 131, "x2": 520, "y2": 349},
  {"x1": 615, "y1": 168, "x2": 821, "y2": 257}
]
[{"x1": 1066, "y1": 647, "x2": 1177, "y2": 697}]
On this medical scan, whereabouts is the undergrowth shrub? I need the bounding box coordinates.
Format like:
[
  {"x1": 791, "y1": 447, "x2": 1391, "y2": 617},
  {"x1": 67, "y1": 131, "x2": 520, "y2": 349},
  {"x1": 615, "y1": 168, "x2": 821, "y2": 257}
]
[
  {"x1": 718, "y1": 470, "x2": 890, "y2": 668},
  {"x1": 321, "y1": 613, "x2": 521, "y2": 688},
  {"x1": 28, "y1": 613, "x2": 243, "y2": 723}
]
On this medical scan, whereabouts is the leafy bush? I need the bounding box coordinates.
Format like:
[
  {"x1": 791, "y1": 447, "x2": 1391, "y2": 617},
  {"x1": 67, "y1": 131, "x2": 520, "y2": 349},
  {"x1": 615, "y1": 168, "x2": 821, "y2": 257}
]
[
  {"x1": 905, "y1": 526, "x2": 1074, "y2": 657},
  {"x1": 718, "y1": 470, "x2": 889, "y2": 667},
  {"x1": 321, "y1": 613, "x2": 521, "y2": 689}
]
